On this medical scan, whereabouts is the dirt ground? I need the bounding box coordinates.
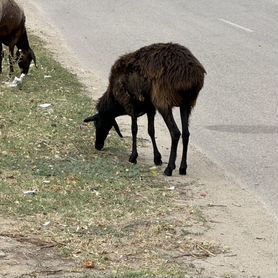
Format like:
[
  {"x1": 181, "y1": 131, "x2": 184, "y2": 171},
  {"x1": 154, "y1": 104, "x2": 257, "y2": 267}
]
[{"x1": 0, "y1": 1, "x2": 277, "y2": 277}]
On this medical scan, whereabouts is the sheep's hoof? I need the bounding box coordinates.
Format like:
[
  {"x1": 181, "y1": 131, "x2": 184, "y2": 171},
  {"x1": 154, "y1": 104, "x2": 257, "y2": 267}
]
[
  {"x1": 164, "y1": 167, "x2": 173, "y2": 176},
  {"x1": 179, "y1": 168, "x2": 187, "y2": 175},
  {"x1": 154, "y1": 156, "x2": 162, "y2": 166},
  {"x1": 129, "y1": 154, "x2": 138, "y2": 164}
]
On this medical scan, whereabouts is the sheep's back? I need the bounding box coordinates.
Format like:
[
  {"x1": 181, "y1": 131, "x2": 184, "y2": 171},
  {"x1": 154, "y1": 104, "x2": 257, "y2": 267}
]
[
  {"x1": 109, "y1": 43, "x2": 206, "y2": 112},
  {"x1": 138, "y1": 43, "x2": 206, "y2": 109},
  {"x1": 0, "y1": 0, "x2": 25, "y2": 33}
]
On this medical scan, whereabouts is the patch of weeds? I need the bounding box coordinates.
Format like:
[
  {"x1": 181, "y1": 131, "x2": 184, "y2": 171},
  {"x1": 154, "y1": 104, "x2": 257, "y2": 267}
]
[{"x1": 0, "y1": 34, "x2": 222, "y2": 276}]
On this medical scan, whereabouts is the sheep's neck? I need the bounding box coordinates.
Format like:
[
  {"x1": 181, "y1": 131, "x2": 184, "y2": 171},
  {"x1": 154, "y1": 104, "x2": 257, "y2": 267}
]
[{"x1": 16, "y1": 28, "x2": 30, "y2": 51}]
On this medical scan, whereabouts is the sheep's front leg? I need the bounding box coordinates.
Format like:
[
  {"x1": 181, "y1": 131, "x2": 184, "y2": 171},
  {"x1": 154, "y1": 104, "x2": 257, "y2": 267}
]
[
  {"x1": 147, "y1": 110, "x2": 162, "y2": 165},
  {"x1": 159, "y1": 108, "x2": 180, "y2": 176},
  {"x1": 129, "y1": 116, "x2": 138, "y2": 164},
  {"x1": 179, "y1": 107, "x2": 190, "y2": 175}
]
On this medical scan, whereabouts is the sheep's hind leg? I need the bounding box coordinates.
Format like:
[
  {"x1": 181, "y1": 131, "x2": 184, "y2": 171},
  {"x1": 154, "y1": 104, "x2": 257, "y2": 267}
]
[
  {"x1": 159, "y1": 108, "x2": 180, "y2": 176},
  {"x1": 147, "y1": 110, "x2": 162, "y2": 165},
  {"x1": 129, "y1": 116, "x2": 138, "y2": 164},
  {"x1": 179, "y1": 106, "x2": 190, "y2": 175}
]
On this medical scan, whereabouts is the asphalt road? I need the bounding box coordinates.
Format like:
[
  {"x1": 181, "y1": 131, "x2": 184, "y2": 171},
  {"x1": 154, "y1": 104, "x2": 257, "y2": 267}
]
[{"x1": 28, "y1": 0, "x2": 278, "y2": 215}]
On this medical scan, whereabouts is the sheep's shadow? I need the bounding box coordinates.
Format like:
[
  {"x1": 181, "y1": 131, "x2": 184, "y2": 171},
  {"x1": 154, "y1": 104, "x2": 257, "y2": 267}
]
[{"x1": 205, "y1": 125, "x2": 278, "y2": 134}]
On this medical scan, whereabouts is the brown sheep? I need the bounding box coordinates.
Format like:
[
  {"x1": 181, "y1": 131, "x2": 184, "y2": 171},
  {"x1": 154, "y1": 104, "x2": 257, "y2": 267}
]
[
  {"x1": 84, "y1": 43, "x2": 206, "y2": 176},
  {"x1": 0, "y1": 0, "x2": 36, "y2": 74}
]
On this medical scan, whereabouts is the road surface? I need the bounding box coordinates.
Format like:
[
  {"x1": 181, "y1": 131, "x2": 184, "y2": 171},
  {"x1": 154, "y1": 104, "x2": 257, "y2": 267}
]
[{"x1": 28, "y1": 0, "x2": 278, "y2": 216}]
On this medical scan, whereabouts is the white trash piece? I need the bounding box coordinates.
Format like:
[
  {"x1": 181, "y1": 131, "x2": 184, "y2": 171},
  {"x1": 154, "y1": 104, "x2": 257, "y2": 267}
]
[
  {"x1": 4, "y1": 73, "x2": 25, "y2": 87},
  {"x1": 39, "y1": 103, "x2": 52, "y2": 109},
  {"x1": 23, "y1": 190, "x2": 37, "y2": 196}
]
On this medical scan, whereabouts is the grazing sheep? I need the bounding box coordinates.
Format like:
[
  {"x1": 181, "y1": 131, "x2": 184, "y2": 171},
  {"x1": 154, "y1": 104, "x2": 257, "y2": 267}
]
[
  {"x1": 0, "y1": 0, "x2": 36, "y2": 74},
  {"x1": 84, "y1": 43, "x2": 206, "y2": 176}
]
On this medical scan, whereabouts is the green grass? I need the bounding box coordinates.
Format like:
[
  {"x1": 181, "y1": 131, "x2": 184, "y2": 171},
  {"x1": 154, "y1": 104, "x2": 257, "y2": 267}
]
[{"x1": 0, "y1": 35, "x2": 221, "y2": 276}]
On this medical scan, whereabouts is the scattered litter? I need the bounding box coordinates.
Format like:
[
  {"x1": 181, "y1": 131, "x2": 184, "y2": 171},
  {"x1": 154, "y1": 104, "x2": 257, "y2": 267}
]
[
  {"x1": 149, "y1": 166, "x2": 158, "y2": 176},
  {"x1": 91, "y1": 190, "x2": 100, "y2": 196},
  {"x1": 42, "y1": 180, "x2": 50, "y2": 184},
  {"x1": 44, "y1": 75, "x2": 52, "y2": 79},
  {"x1": 83, "y1": 260, "x2": 95, "y2": 269},
  {"x1": 80, "y1": 123, "x2": 90, "y2": 130},
  {"x1": 39, "y1": 103, "x2": 52, "y2": 109},
  {"x1": 208, "y1": 203, "x2": 227, "y2": 208},
  {"x1": 23, "y1": 190, "x2": 37, "y2": 196},
  {"x1": 232, "y1": 202, "x2": 241, "y2": 207},
  {"x1": 0, "y1": 251, "x2": 7, "y2": 258},
  {"x1": 169, "y1": 186, "x2": 175, "y2": 191},
  {"x1": 42, "y1": 221, "x2": 51, "y2": 227},
  {"x1": 4, "y1": 73, "x2": 25, "y2": 87}
]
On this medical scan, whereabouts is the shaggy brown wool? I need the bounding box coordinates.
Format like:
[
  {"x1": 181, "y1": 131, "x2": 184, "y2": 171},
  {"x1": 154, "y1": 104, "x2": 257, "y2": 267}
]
[
  {"x1": 85, "y1": 43, "x2": 206, "y2": 176},
  {"x1": 104, "y1": 43, "x2": 206, "y2": 113}
]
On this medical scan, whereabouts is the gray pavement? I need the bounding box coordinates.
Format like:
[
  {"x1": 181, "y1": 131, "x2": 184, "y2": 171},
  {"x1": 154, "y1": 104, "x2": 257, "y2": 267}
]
[{"x1": 29, "y1": 0, "x2": 278, "y2": 216}]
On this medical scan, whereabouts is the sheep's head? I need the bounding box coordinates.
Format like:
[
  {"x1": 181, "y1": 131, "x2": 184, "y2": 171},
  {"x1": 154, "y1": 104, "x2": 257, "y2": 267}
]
[
  {"x1": 17, "y1": 48, "x2": 36, "y2": 74},
  {"x1": 84, "y1": 113, "x2": 123, "y2": 150}
]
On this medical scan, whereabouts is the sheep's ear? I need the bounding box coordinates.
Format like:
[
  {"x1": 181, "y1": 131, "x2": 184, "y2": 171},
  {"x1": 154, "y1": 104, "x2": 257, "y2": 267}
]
[
  {"x1": 30, "y1": 49, "x2": 37, "y2": 68},
  {"x1": 84, "y1": 114, "x2": 98, "y2": 123},
  {"x1": 113, "y1": 120, "x2": 123, "y2": 138}
]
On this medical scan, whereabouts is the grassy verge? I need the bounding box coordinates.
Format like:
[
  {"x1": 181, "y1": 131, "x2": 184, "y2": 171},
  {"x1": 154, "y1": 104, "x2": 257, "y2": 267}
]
[{"x1": 0, "y1": 36, "x2": 221, "y2": 277}]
